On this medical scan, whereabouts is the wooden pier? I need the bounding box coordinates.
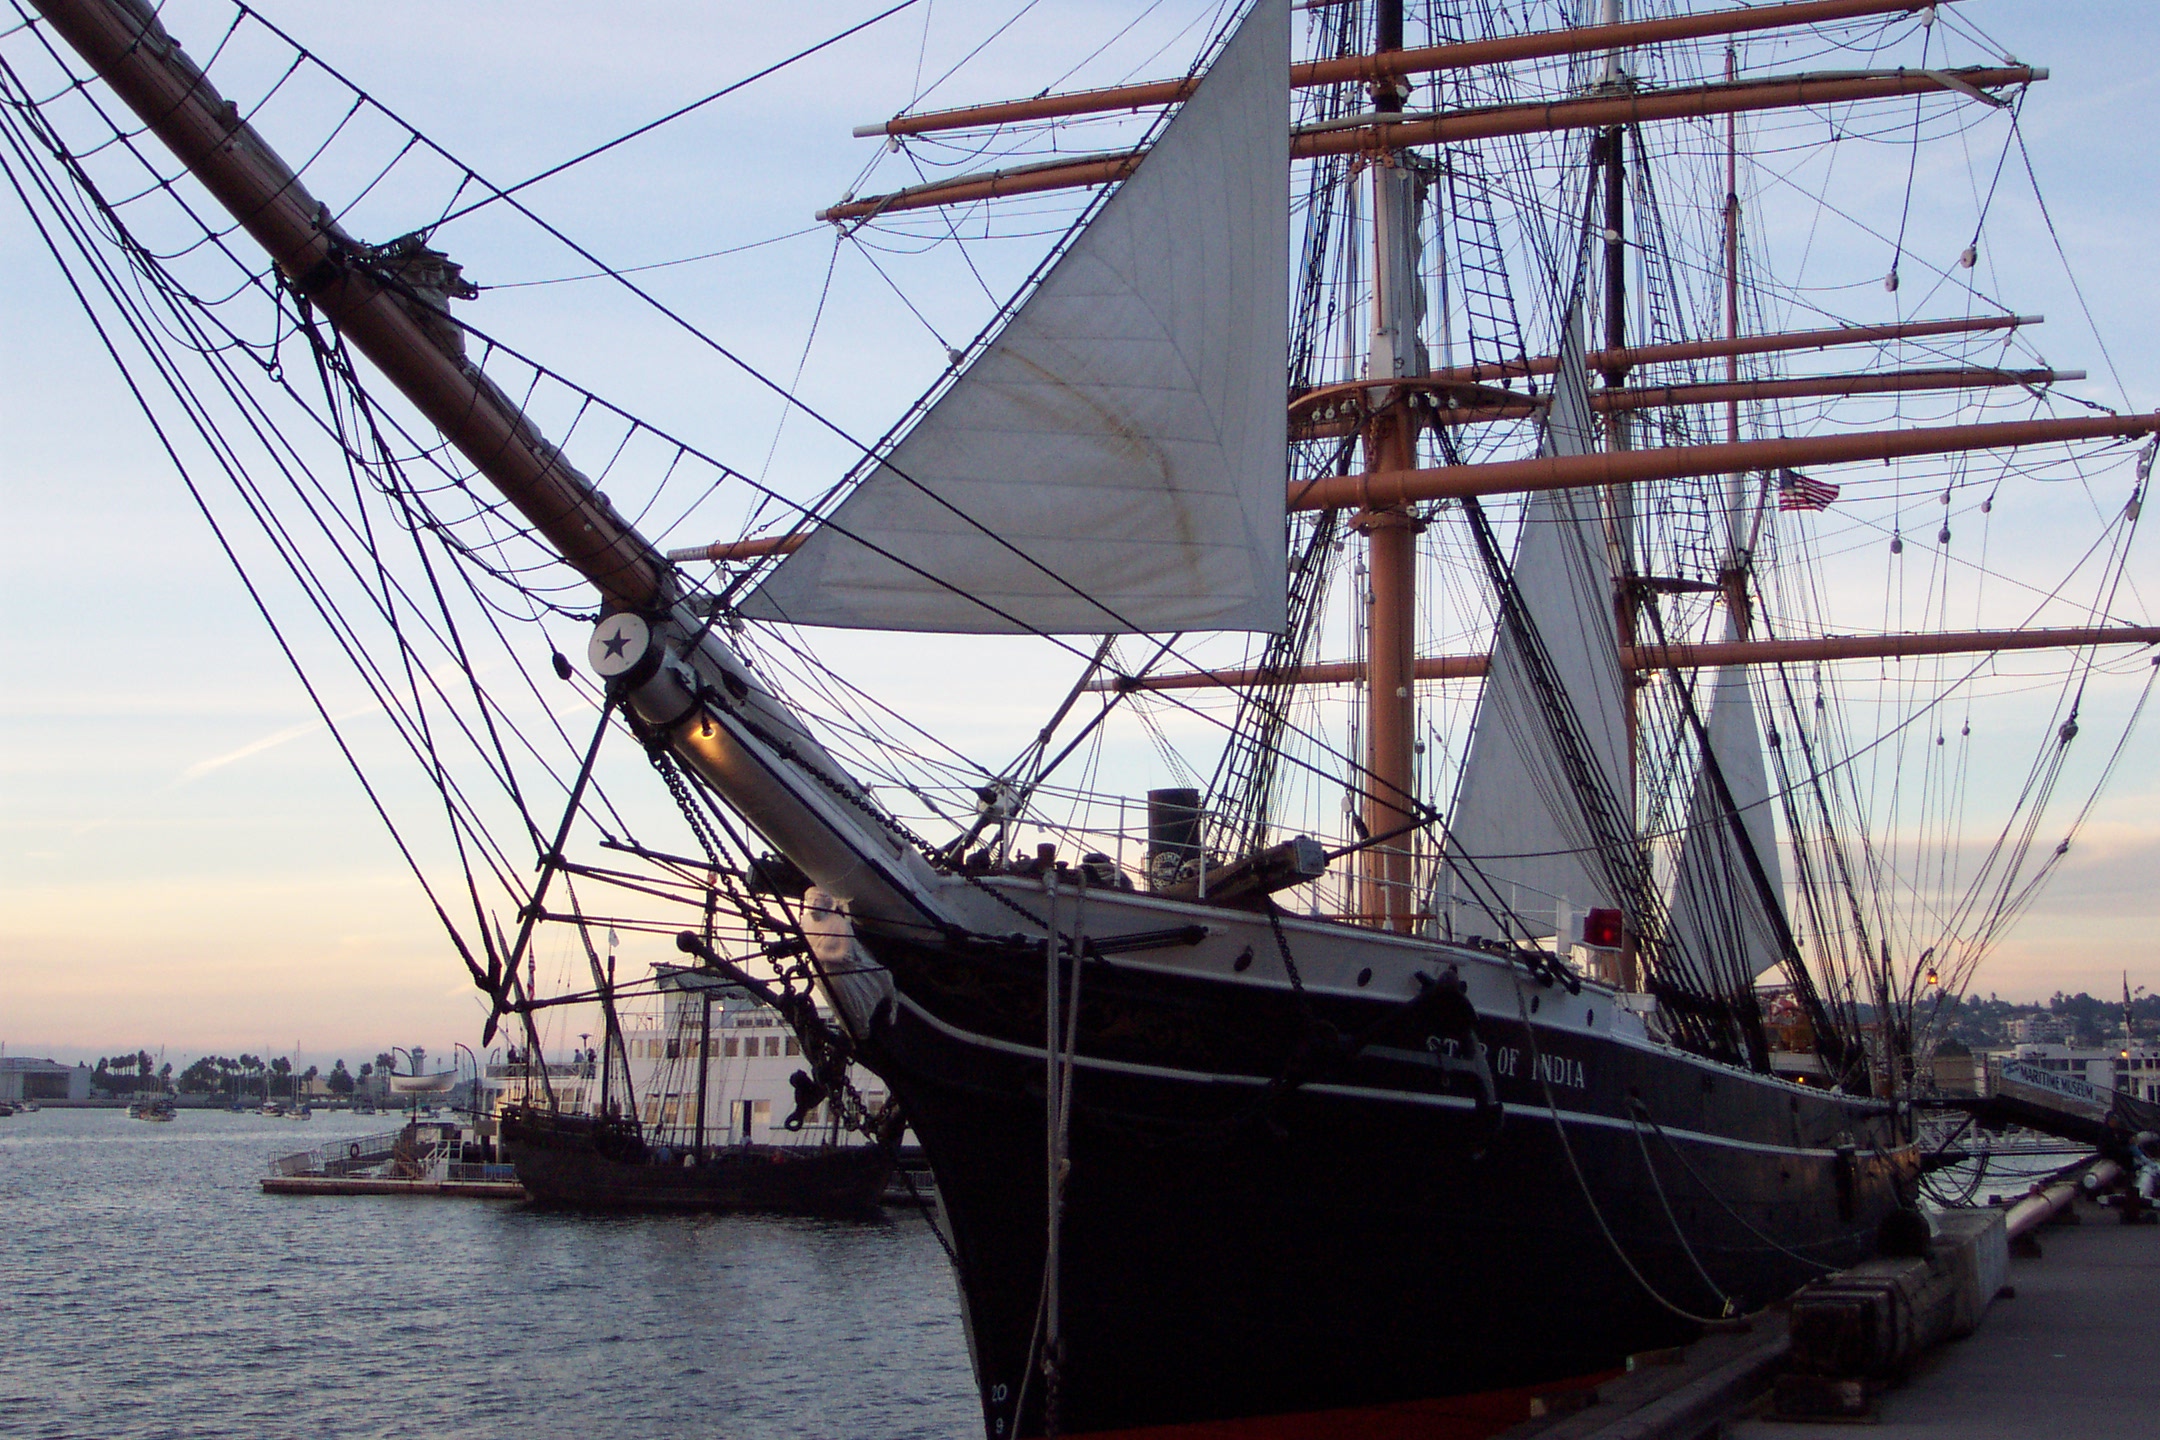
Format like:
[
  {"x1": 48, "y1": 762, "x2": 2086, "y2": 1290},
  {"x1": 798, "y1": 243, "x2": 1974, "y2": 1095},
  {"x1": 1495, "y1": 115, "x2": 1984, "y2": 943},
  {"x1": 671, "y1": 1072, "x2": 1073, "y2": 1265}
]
[
  {"x1": 258, "y1": 1121, "x2": 525, "y2": 1200},
  {"x1": 260, "y1": 1174, "x2": 525, "y2": 1199}
]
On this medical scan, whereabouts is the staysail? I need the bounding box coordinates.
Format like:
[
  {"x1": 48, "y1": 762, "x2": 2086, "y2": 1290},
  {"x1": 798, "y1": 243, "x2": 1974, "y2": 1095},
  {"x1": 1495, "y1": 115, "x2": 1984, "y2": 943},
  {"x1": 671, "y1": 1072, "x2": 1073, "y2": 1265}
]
[
  {"x1": 740, "y1": 0, "x2": 1290, "y2": 635},
  {"x1": 1666, "y1": 659, "x2": 1789, "y2": 978},
  {"x1": 1432, "y1": 318, "x2": 1630, "y2": 940}
]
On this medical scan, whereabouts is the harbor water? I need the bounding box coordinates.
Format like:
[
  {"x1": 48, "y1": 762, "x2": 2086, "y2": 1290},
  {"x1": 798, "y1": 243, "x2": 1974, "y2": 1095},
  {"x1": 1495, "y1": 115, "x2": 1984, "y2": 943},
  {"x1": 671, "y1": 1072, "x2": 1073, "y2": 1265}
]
[{"x1": 0, "y1": 1107, "x2": 978, "y2": 1438}]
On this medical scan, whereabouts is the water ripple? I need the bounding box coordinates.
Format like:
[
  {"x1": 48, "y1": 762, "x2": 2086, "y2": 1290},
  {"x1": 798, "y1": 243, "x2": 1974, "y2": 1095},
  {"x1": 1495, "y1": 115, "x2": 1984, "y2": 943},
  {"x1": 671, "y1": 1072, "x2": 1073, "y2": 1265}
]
[{"x1": 0, "y1": 1109, "x2": 979, "y2": 1438}]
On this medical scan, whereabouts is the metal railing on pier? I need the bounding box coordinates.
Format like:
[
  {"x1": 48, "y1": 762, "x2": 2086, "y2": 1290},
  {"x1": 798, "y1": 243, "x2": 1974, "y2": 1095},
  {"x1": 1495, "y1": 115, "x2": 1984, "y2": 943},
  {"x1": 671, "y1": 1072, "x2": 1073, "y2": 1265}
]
[{"x1": 265, "y1": 1128, "x2": 407, "y2": 1178}]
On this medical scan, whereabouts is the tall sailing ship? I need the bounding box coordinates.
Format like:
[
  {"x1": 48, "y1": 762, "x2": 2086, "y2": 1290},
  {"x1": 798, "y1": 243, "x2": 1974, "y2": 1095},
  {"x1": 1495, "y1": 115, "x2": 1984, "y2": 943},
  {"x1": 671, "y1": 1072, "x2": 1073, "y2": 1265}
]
[{"x1": 10, "y1": 0, "x2": 2158, "y2": 1435}]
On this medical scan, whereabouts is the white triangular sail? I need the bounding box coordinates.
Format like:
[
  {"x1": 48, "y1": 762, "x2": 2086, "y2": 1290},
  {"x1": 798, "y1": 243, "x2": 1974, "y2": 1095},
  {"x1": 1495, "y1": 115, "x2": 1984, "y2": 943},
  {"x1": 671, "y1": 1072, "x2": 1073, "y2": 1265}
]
[
  {"x1": 1667, "y1": 661, "x2": 1789, "y2": 978},
  {"x1": 1432, "y1": 317, "x2": 1630, "y2": 940},
  {"x1": 741, "y1": 0, "x2": 1290, "y2": 635}
]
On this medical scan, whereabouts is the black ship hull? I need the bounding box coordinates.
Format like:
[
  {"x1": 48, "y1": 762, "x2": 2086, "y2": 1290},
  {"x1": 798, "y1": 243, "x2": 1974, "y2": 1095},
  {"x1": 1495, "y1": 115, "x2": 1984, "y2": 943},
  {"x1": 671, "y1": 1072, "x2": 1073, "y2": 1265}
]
[
  {"x1": 839, "y1": 892, "x2": 1916, "y2": 1439},
  {"x1": 499, "y1": 1106, "x2": 892, "y2": 1217}
]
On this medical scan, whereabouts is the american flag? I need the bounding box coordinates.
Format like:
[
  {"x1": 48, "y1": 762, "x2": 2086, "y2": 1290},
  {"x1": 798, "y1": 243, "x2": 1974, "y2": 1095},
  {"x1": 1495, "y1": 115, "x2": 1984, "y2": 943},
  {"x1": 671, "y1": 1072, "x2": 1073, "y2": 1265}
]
[{"x1": 1776, "y1": 468, "x2": 1840, "y2": 512}]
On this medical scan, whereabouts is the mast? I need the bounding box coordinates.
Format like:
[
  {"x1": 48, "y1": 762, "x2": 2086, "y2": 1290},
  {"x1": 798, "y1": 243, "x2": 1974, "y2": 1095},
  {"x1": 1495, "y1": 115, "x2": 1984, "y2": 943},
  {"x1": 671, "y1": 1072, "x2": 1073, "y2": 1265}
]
[
  {"x1": 1358, "y1": 0, "x2": 1422, "y2": 931},
  {"x1": 1596, "y1": 0, "x2": 1642, "y2": 987},
  {"x1": 1721, "y1": 44, "x2": 1751, "y2": 628},
  {"x1": 693, "y1": 990, "x2": 712, "y2": 1153},
  {"x1": 600, "y1": 951, "x2": 620, "y2": 1119}
]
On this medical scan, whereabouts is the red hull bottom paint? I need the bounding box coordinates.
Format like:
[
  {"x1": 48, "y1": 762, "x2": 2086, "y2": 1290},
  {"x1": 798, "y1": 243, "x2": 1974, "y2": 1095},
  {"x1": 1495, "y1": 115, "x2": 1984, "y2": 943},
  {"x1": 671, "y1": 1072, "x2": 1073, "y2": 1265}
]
[{"x1": 1083, "y1": 1371, "x2": 1619, "y2": 1440}]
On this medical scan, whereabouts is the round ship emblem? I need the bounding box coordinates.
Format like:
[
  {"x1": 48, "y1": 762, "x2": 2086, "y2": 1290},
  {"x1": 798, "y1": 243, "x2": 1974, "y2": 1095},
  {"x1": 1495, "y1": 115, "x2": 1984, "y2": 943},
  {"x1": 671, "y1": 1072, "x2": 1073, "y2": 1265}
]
[{"x1": 587, "y1": 613, "x2": 652, "y2": 680}]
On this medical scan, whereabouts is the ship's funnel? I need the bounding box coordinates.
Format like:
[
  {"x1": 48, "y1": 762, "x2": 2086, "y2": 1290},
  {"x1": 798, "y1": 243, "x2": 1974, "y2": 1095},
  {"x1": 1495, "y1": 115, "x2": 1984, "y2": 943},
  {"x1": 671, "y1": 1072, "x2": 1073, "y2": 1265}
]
[{"x1": 1146, "y1": 788, "x2": 1204, "y2": 892}]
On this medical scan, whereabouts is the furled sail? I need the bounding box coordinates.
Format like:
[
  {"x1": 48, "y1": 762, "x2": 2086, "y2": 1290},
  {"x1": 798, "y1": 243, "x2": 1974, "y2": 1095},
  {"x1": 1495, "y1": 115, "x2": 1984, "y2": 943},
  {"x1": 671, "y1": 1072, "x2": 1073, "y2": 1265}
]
[
  {"x1": 1431, "y1": 318, "x2": 1630, "y2": 941},
  {"x1": 1666, "y1": 661, "x2": 1789, "y2": 978},
  {"x1": 739, "y1": 0, "x2": 1289, "y2": 635}
]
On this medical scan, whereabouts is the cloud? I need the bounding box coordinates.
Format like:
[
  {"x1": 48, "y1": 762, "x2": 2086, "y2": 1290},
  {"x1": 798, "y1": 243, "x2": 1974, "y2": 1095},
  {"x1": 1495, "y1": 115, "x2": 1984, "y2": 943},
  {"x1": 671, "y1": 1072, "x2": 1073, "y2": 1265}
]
[
  {"x1": 176, "y1": 720, "x2": 323, "y2": 784},
  {"x1": 171, "y1": 694, "x2": 391, "y2": 786},
  {"x1": 2017, "y1": 822, "x2": 2160, "y2": 915}
]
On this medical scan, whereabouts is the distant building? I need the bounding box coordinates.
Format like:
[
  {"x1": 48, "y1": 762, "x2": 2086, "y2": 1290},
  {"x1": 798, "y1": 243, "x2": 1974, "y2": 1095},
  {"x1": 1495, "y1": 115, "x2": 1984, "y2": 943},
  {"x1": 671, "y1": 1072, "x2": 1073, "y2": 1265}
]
[
  {"x1": 0, "y1": 1057, "x2": 91, "y2": 1102},
  {"x1": 2007, "y1": 1014, "x2": 2069, "y2": 1045},
  {"x1": 1927, "y1": 1044, "x2": 1979, "y2": 1097},
  {"x1": 1982, "y1": 1041, "x2": 2160, "y2": 1105}
]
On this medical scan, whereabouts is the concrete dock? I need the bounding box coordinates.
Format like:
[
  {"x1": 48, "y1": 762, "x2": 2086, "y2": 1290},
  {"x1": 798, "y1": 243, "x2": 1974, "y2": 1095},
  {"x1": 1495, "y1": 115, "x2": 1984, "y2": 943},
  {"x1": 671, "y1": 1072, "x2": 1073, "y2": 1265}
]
[
  {"x1": 1499, "y1": 1197, "x2": 2154, "y2": 1440},
  {"x1": 1728, "y1": 1200, "x2": 2159, "y2": 1440}
]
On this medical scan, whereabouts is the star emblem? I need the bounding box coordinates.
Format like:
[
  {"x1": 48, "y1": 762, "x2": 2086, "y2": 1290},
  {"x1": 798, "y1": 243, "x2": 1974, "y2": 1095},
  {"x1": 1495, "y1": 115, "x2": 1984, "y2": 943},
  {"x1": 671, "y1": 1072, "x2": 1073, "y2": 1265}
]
[{"x1": 601, "y1": 627, "x2": 632, "y2": 659}]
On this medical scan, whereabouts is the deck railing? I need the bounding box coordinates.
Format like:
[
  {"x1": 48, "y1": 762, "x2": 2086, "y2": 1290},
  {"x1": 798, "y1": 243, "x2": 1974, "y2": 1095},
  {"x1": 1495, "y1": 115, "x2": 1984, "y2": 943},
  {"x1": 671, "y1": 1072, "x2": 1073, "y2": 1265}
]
[{"x1": 265, "y1": 1128, "x2": 408, "y2": 1178}]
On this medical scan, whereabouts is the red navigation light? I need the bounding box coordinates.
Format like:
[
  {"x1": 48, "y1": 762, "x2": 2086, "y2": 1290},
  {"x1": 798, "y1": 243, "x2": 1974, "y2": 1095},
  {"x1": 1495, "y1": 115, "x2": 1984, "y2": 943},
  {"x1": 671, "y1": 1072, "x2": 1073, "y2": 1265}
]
[{"x1": 1584, "y1": 908, "x2": 1624, "y2": 949}]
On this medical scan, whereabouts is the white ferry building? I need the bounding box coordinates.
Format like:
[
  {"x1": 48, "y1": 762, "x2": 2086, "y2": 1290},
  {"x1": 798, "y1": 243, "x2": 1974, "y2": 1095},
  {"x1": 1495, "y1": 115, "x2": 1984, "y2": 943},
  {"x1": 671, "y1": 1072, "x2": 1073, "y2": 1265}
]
[
  {"x1": 1982, "y1": 1040, "x2": 2160, "y2": 1106},
  {"x1": 479, "y1": 966, "x2": 885, "y2": 1149}
]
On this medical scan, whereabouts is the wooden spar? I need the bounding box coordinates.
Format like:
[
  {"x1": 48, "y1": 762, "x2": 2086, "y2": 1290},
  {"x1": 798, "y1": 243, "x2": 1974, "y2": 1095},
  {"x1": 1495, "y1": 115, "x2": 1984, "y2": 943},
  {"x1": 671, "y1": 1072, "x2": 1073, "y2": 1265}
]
[
  {"x1": 1359, "y1": 0, "x2": 1420, "y2": 934},
  {"x1": 1289, "y1": 368, "x2": 2081, "y2": 438},
  {"x1": 1097, "y1": 626, "x2": 2160, "y2": 693},
  {"x1": 854, "y1": 0, "x2": 1957, "y2": 138},
  {"x1": 29, "y1": 0, "x2": 668, "y2": 612},
  {"x1": 1288, "y1": 410, "x2": 2160, "y2": 512},
  {"x1": 1105, "y1": 655, "x2": 1489, "y2": 692},
  {"x1": 667, "y1": 535, "x2": 805, "y2": 563},
  {"x1": 821, "y1": 66, "x2": 2039, "y2": 220},
  {"x1": 686, "y1": 376, "x2": 2093, "y2": 560},
  {"x1": 1593, "y1": 368, "x2": 2080, "y2": 413},
  {"x1": 1642, "y1": 628, "x2": 2160, "y2": 670},
  {"x1": 1329, "y1": 64, "x2": 2041, "y2": 153},
  {"x1": 1449, "y1": 313, "x2": 2045, "y2": 385},
  {"x1": 821, "y1": 156, "x2": 1138, "y2": 222}
]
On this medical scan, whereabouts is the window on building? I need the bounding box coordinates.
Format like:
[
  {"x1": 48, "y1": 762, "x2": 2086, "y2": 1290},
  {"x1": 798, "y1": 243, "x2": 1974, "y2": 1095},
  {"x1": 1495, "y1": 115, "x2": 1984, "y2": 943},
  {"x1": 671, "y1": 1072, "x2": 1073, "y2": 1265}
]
[
  {"x1": 765, "y1": 1036, "x2": 782, "y2": 1057},
  {"x1": 785, "y1": 1038, "x2": 801, "y2": 1057},
  {"x1": 724, "y1": 1038, "x2": 739, "y2": 1058}
]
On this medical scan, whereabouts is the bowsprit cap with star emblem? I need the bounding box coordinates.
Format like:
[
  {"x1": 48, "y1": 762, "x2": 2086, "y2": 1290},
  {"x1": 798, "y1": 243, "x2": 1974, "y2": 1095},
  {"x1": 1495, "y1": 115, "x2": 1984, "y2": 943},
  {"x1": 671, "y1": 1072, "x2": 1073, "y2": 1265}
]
[{"x1": 587, "y1": 612, "x2": 655, "y2": 684}]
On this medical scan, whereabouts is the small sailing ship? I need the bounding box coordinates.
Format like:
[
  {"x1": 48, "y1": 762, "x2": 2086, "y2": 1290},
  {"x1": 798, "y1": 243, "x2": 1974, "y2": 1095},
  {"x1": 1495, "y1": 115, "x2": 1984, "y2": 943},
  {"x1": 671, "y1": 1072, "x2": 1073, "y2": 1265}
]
[
  {"x1": 12, "y1": 1, "x2": 2158, "y2": 1436},
  {"x1": 498, "y1": 1107, "x2": 895, "y2": 1216},
  {"x1": 497, "y1": 966, "x2": 900, "y2": 1216}
]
